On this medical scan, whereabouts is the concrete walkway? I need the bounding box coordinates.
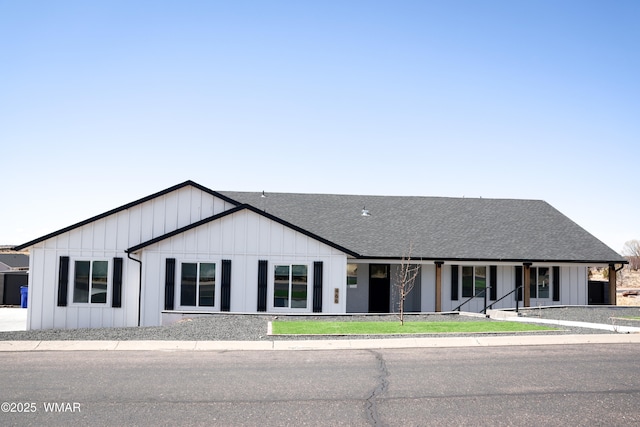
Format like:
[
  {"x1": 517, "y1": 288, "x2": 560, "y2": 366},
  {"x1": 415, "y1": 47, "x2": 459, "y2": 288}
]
[{"x1": 0, "y1": 307, "x2": 26, "y2": 332}]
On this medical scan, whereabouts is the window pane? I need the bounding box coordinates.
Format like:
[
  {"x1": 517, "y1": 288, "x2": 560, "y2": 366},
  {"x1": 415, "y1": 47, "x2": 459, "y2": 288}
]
[
  {"x1": 91, "y1": 261, "x2": 108, "y2": 304},
  {"x1": 538, "y1": 267, "x2": 550, "y2": 298},
  {"x1": 475, "y1": 266, "x2": 486, "y2": 296},
  {"x1": 199, "y1": 263, "x2": 215, "y2": 307},
  {"x1": 347, "y1": 264, "x2": 358, "y2": 286},
  {"x1": 181, "y1": 263, "x2": 197, "y2": 306},
  {"x1": 274, "y1": 265, "x2": 289, "y2": 307},
  {"x1": 370, "y1": 265, "x2": 388, "y2": 279},
  {"x1": 73, "y1": 261, "x2": 90, "y2": 303},
  {"x1": 530, "y1": 268, "x2": 537, "y2": 299},
  {"x1": 291, "y1": 265, "x2": 308, "y2": 308},
  {"x1": 462, "y1": 266, "x2": 473, "y2": 297}
]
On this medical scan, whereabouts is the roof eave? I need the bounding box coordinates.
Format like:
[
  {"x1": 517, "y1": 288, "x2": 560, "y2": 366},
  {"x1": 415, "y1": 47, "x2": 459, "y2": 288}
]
[{"x1": 13, "y1": 181, "x2": 240, "y2": 251}]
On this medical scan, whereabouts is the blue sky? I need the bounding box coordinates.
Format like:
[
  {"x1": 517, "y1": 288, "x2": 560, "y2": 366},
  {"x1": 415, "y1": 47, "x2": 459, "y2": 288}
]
[{"x1": 2, "y1": 0, "x2": 638, "y2": 254}]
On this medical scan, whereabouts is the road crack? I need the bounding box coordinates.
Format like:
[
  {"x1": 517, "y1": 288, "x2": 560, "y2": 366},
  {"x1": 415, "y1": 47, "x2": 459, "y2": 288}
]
[{"x1": 365, "y1": 350, "x2": 389, "y2": 426}]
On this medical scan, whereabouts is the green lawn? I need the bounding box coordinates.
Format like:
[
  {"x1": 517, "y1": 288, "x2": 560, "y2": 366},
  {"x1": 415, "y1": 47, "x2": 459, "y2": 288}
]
[{"x1": 271, "y1": 321, "x2": 556, "y2": 335}]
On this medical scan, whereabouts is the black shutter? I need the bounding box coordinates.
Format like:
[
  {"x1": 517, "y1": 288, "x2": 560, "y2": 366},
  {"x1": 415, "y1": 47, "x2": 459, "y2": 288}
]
[
  {"x1": 313, "y1": 261, "x2": 323, "y2": 313},
  {"x1": 515, "y1": 266, "x2": 523, "y2": 301},
  {"x1": 489, "y1": 265, "x2": 497, "y2": 300},
  {"x1": 553, "y1": 266, "x2": 560, "y2": 301},
  {"x1": 112, "y1": 257, "x2": 123, "y2": 308},
  {"x1": 165, "y1": 258, "x2": 176, "y2": 310},
  {"x1": 221, "y1": 259, "x2": 231, "y2": 311},
  {"x1": 257, "y1": 260, "x2": 268, "y2": 312},
  {"x1": 57, "y1": 256, "x2": 69, "y2": 307},
  {"x1": 450, "y1": 265, "x2": 459, "y2": 300}
]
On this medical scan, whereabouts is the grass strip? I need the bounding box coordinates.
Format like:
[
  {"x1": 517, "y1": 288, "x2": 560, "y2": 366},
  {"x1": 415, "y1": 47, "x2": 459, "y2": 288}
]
[{"x1": 271, "y1": 321, "x2": 556, "y2": 335}]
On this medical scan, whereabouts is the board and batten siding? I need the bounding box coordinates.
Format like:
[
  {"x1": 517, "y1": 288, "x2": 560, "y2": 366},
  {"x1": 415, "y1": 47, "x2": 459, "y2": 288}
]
[
  {"x1": 26, "y1": 186, "x2": 235, "y2": 330},
  {"x1": 439, "y1": 264, "x2": 589, "y2": 312},
  {"x1": 138, "y1": 209, "x2": 348, "y2": 326}
]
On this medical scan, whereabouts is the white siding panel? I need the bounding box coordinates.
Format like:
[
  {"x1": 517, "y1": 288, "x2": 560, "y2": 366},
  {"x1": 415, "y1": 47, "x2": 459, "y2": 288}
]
[
  {"x1": 234, "y1": 217, "x2": 247, "y2": 254},
  {"x1": 164, "y1": 193, "x2": 179, "y2": 233},
  {"x1": 93, "y1": 220, "x2": 106, "y2": 250},
  {"x1": 197, "y1": 224, "x2": 209, "y2": 253},
  {"x1": 28, "y1": 249, "x2": 46, "y2": 329},
  {"x1": 441, "y1": 265, "x2": 453, "y2": 311},
  {"x1": 81, "y1": 224, "x2": 94, "y2": 250},
  {"x1": 222, "y1": 216, "x2": 234, "y2": 253},
  {"x1": 190, "y1": 187, "x2": 202, "y2": 223},
  {"x1": 202, "y1": 192, "x2": 215, "y2": 217},
  {"x1": 577, "y1": 266, "x2": 587, "y2": 305},
  {"x1": 184, "y1": 229, "x2": 197, "y2": 255},
  {"x1": 116, "y1": 211, "x2": 129, "y2": 249},
  {"x1": 153, "y1": 197, "x2": 166, "y2": 237},
  {"x1": 104, "y1": 215, "x2": 117, "y2": 250},
  {"x1": 177, "y1": 189, "x2": 193, "y2": 228},
  {"x1": 283, "y1": 228, "x2": 295, "y2": 255},
  {"x1": 258, "y1": 217, "x2": 271, "y2": 253},
  {"x1": 270, "y1": 223, "x2": 284, "y2": 254},
  {"x1": 245, "y1": 214, "x2": 259, "y2": 254},
  {"x1": 69, "y1": 227, "x2": 82, "y2": 249},
  {"x1": 128, "y1": 207, "x2": 142, "y2": 247},
  {"x1": 421, "y1": 264, "x2": 436, "y2": 312}
]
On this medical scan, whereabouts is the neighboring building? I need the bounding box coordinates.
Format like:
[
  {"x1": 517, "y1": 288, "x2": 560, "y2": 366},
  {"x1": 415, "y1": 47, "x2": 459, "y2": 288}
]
[
  {"x1": 0, "y1": 253, "x2": 29, "y2": 305},
  {"x1": 0, "y1": 253, "x2": 29, "y2": 272},
  {"x1": 14, "y1": 181, "x2": 626, "y2": 330}
]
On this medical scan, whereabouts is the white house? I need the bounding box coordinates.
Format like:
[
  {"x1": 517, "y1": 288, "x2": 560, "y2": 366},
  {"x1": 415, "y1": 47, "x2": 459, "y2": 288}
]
[{"x1": 14, "y1": 181, "x2": 626, "y2": 330}]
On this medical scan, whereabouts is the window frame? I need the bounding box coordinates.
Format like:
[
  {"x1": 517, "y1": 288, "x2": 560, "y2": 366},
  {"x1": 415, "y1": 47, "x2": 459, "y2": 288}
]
[
  {"x1": 70, "y1": 259, "x2": 110, "y2": 306},
  {"x1": 270, "y1": 263, "x2": 311, "y2": 312},
  {"x1": 530, "y1": 266, "x2": 551, "y2": 299},
  {"x1": 461, "y1": 265, "x2": 487, "y2": 298},
  {"x1": 177, "y1": 261, "x2": 218, "y2": 309}
]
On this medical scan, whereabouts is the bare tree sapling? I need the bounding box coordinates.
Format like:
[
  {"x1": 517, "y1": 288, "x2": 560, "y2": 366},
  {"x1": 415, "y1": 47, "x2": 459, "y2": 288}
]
[{"x1": 394, "y1": 243, "x2": 420, "y2": 326}]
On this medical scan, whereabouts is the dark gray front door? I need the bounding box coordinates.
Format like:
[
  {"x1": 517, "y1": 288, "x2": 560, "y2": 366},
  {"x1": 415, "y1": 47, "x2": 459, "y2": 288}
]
[{"x1": 369, "y1": 264, "x2": 390, "y2": 313}]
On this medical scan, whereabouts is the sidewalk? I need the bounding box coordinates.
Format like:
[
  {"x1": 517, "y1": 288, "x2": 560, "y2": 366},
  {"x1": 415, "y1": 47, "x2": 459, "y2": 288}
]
[{"x1": 2, "y1": 333, "x2": 640, "y2": 352}]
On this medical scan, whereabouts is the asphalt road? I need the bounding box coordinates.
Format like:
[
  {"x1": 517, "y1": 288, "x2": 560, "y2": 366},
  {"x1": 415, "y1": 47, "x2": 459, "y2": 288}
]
[{"x1": 1, "y1": 345, "x2": 640, "y2": 426}]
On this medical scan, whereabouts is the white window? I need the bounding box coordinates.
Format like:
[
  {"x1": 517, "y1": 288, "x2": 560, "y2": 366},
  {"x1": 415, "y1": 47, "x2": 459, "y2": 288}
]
[
  {"x1": 462, "y1": 266, "x2": 486, "y2": 298},
  {"x1": 274, "y1": 264, "x2": 308, "y2": 309},
  {"x1": 180, "y1": 262, "x2": 216, "y2": 307},
  {"x1": 530, "y1": 267, "x2": 550, "y2": 299},
  {"x1": 73, "y1": 260, "x2": 109, "y2": 304}
]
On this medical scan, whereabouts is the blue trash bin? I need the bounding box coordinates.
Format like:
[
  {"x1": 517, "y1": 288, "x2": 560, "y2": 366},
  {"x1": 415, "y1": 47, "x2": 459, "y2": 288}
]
[{"x1": 20, "y1": 286, "x2": 28, "y2": 308}]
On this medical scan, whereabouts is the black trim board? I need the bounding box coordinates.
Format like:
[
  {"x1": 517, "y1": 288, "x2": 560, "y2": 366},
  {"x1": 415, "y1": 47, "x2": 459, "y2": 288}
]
[
  {"x1": 126, "y1": 204, "x2": 360, "y2": 258},
  {"x1": 13, "y1": 181, "x2": 242, "y2": 251}
]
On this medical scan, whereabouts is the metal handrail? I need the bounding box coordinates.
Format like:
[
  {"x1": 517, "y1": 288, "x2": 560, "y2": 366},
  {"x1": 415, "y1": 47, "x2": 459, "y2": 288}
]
[
  {"x1": 485, "y1": 285, "x2": 523, "y2": 314},
  {"x1": 452, "y1": 288, "x2": 488, "y2": 312}
]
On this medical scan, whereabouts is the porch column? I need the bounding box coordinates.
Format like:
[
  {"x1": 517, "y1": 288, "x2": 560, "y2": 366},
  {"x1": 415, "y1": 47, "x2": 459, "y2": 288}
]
[
  {"x1": 435, "y1": 262, "x2": 443, "y2": 312},
  {"x1": 609, "y1": 263, "x2": 617, "y2": 306},
  {"x1": 523, "y1": 263, "x2": 532, "y2": 308}
]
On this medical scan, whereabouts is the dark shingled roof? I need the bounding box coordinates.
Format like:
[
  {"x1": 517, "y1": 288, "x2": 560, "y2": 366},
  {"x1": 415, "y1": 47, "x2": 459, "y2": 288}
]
[
  {"x1": 0, "y1": 253, "x2": 29, "y2": 268},
  {"x1": 219, "y1": 191, "x2": 625, "y2": 263}
]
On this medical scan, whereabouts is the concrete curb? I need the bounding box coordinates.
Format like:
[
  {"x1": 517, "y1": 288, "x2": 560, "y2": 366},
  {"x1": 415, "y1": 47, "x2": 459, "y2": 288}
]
[{"x1": 2, "y1": 334, "x2": 640, "y2": 352}]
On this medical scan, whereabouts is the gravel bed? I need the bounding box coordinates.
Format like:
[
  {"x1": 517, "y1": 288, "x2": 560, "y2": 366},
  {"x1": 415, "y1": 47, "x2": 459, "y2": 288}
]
[{"x1": 2, "y1": 307, "x2": 640, "y2": 341}]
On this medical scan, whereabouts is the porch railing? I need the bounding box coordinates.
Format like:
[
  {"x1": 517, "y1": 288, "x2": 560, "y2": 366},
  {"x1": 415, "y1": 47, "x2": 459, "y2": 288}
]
[
  {"x1": 452, "y1": 288, "x2": 488, "y2": 313},
  {"x1": 453, "y1": 285, "x2": 524, "y2": 315},
  {"x1": 484, "y1": 285, "x2": 523, "y2": 314}
]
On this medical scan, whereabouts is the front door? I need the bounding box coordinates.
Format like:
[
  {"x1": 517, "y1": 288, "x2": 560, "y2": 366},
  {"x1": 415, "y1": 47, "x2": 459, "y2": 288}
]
[{"x1": 369, "y1": 264, "x2": 390, "y2": 313}]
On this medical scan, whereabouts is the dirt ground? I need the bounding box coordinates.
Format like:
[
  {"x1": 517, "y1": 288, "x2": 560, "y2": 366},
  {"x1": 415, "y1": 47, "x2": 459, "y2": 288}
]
[{"x1": 590, "y1": 267, "x2": 640, "y2": 306}]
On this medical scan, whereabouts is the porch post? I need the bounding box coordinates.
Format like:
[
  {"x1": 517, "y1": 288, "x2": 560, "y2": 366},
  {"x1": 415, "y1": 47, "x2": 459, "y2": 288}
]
[
  {"x1": 523, "y1": 263, "x2": 532, "y2": 308},
  {"x1": 435, "y1": 262, "x2": 443, "y2": 312},
  {"x1": 608, "y1": 263, "x2": 617, "y2": 306}
]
